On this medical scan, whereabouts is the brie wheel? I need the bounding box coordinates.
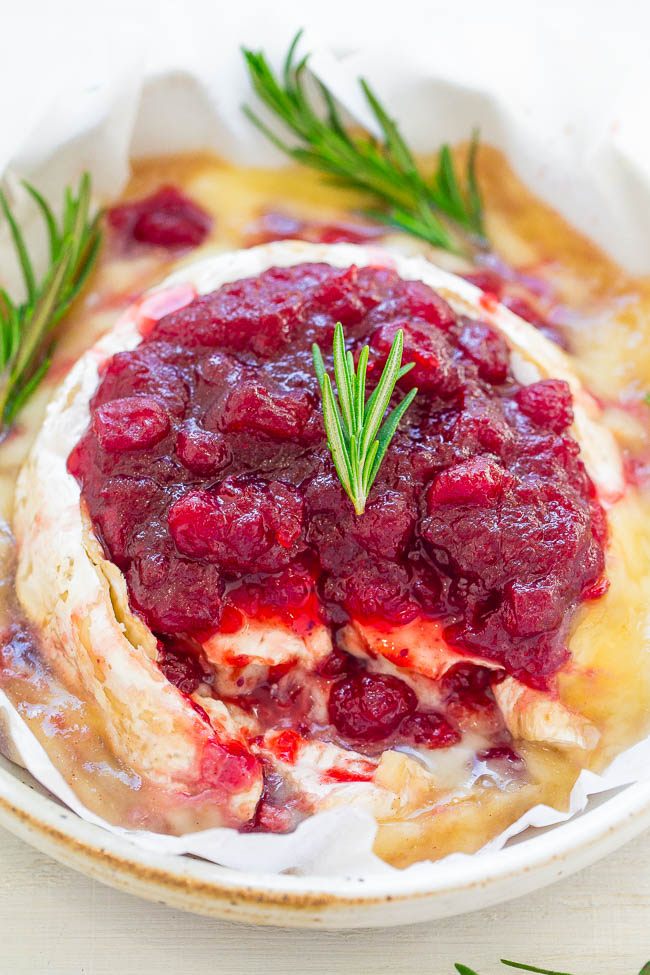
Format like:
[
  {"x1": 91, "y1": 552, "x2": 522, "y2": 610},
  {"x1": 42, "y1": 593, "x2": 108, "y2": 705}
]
[{"x1": 13, "y1": 241, "x2": 624, "y2": 830}]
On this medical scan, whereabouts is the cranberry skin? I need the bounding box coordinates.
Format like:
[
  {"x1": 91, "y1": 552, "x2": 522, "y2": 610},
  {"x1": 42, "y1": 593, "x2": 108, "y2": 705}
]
[
  {"x1": 127, "y1": 554, "x2": 224, "y2": 634},
  {"x1": 95, "y1": 343, "x2": 189, "y2": 417},
  {"x1": 168, "y1": 478, "x2": 304, "y2": 572},
  {"x1": 176, "y1": 423, "x2": 231, "y2": 475},
  {"x1": 94, "y1": 476, "x2": 157, "y2": 566},
  {"x1": 515, "y1": 379, "x2": 574, "y2": 433},
  {"x1": 200, "y1": 738, "x2": 260, "y2": 795},
  {"x1": 244, "y1": 211, "x2": 303, "y2": 246},
  {"x1": 399, "y1": 711, "x2": 460, "y2": 748},
  {"x1": 108, "y1": 186, "x2": 212, "y2": 251},
  {"x1": 316, "y1": 649, "x2": 353, "y2": 679},
  {"x1": 339, "y1": 559, "x2": 418, "y2": 624},
  {"x1": 329, "y1": 672, "x2": 417, "y2": 742},
  {"x1": 504, "y1": 580, "x2": 565, "y2": 637},
  {"x1": 248, "y1": 564, "x2": 315, "y2": 612},
  {"x1": 426, "y1": 456, "x2": 510, "y2": 508},
  {"x1": 154, "y1": 272, "x2": 309, "y2": 355},
  {"x1": 246, "y1": 798, "x2": 295, "y2": 833},
  {"x1": 244, "y1": 210, "x2": 385, "y2": 247},
  {"x1": 351, "y1": 491, "x2": 416, "y2": 560},
  {"x1": 457, "y1": 318, "x2": 509, "y2": 384},
  {"x1": 69, "y1": 263, "x2": 608, "y2": 687},
  {"x1": 442, "y1": 664, "x2": 494, "y2": 703},
  {"x1": 397, "y1": 280, "x2": 457, "y2": 330},
  {"x1": 92, "y1": 396, "x2": 170, "y2": 451},
  {"x1": 157, "y1": 643, "x2": 205, "y2": 694},
  {"x1": 218, "y1": 382, "x2": 315, "y2": 441},
  {"x1": 462, "y1": 269, "x2": 504, "y2": 298},
  {"x1": 370, "y1": 320, "x2": 461, "y2": 397}
]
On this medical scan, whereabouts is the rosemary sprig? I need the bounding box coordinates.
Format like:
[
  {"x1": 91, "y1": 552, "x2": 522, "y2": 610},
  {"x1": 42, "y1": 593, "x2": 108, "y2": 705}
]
[
  {"x1": 456, "y1": 960, "x2": 650, "y2": 974},
  {"x1": 501, "y1": 962, "x2": 576, "y2": 975},
  {"x1": 457, "y1": 962, "x2": 574, "y2": 975},
  {"x1": 312, "y1": 322, "x2": 416, "y2": 515},
  {"x1": 242, "y1": 32, "x2": 487, "y2": 257},
  {"x1": 0, "y1": 172, "x2": 101, "y2": 429}
]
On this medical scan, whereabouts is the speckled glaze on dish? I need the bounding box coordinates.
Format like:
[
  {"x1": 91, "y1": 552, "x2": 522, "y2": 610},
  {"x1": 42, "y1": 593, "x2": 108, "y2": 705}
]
[{"x1": 1, "y1": 754, "x2": 649, "y2": 927}]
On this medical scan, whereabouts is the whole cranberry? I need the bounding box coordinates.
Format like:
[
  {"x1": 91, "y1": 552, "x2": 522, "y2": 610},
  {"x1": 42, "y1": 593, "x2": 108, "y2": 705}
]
[
  {"x1": 176, "y1": 423, "x2": 231, "y2": 475},
  {"x1": 328, "y1": 672, "x2": 417, "y2": 742},
  {"x1": 157, "y1": 643, "x2": 205, "y2": 694},
  {"x1": 108, "y1": 186, "x2": 212, "y2": 251},
  {"x1": 457, "y1": 318, "x2": 509, "y2": 384},
  {"x1": 168, "y1": 477, "x2": 304, "y2": 572},
  {"x1": 515, "y1": 379, "x2": 574, "y2": 433},
  {"x1": 426, "y1": 455, "x2": 510, "y2": 508},
  {"x1": 93, "y1": 396, "x2": 170, "y2": 451},
  {"x1": 399, "y1": 711, "x2": 460, "y2": 748}
]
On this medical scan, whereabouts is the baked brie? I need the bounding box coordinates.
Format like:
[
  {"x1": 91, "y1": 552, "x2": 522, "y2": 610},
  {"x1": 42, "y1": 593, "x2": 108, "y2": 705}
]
[{"x1": 13, "y1": 241, "x2": 629, "y2": 859}]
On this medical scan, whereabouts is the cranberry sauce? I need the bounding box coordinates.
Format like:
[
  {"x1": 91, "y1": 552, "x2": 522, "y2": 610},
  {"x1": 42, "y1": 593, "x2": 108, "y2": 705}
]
[
  {"x1": 234, "y1": 648, "x2": 462, "y2": 755},
  {"x1": 107, "y1": 186, "x2": 212, "y2": 252},
  {"x1": 68, "y1": 263, "x2": 606, "y2": 689},
  {"x1": 244, "y1": 210, "x2": 386, "y2": 247},
  {"x1": 463, "y1": 261, "x2": 567, "y2": 348}
]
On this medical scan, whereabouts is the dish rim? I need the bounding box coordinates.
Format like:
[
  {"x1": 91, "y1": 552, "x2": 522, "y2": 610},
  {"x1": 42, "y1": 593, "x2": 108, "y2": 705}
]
[{"x1": 0, "y1": 754, "x2": 649, "y2": 923}]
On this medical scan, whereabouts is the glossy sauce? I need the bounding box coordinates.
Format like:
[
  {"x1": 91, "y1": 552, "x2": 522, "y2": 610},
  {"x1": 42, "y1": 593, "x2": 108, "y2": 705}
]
[{"x1": 1, "y1": 147, "x2": 650, "y2": 865}]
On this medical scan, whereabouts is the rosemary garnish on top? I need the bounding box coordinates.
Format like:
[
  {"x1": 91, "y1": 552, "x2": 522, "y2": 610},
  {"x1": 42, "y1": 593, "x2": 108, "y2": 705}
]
[
  {"x1": 0, "y1": 172, "x2": 101, "y2": 430},
  {"x1": 242, "y1": 32, "x2": 487, "y2": 257},
  {"x1": 312, "y1": 322, "x2": 417, "y2": 516}
]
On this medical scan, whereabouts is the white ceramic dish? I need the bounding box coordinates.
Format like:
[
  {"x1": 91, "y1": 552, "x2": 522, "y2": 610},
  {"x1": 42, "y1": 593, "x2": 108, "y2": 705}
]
[{"x1": 0, "y1": 753, "x2": 648, "y2": 927}]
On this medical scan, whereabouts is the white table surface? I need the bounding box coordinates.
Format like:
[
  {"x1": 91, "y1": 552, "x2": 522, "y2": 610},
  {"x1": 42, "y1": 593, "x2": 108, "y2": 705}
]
[{"x1": 0, "y1": 825, "x2": 647, "y2": 975}]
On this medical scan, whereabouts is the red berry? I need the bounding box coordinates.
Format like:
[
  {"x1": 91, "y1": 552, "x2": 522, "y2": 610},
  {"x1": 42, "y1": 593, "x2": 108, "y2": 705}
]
[
  {"x1": 93, "y1": 396, "x2": 170, "y2": 451},
  {"x1": 108, "y1": 186, "x2": 212, "y2": 251},
  {"x1": 176, "y1": 423, "x2": 231, "y2": 475},
  {"x1": 457, "y1": 317, "x2": 509, "y2": 384},
  {"x1": 515, "y1": 379, "x2": 574, "y2": 433},
  {"x1": 328, "y1": 672, "x2": 417, "y2": 742},
  {"x1": 476, "y1": 745, "x2": 523, "y2": 765},
  {"x1": 426, "y1": 456, "x2": 509, "y2": 508},
  {"x1": 168, "y1": 478, "x2": 304, "y2": 572},
  {"x1": 157, "y1": 642, "x2": 205, "y2": 694},
  {"x1": 399, "y1": 711, "x2": 460, "y2": 748}
]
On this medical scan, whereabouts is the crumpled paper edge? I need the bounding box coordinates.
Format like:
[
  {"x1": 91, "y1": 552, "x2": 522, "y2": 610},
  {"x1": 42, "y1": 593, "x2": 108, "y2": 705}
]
[{"x1": 1, "y1": 684, "x2": 649, "y2": 880}]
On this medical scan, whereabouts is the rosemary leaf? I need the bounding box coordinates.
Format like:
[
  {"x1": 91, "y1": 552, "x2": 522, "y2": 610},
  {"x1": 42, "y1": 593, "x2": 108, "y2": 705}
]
[
  {"x1": 312, "y1": 342, "x2": 326, "y2": 388},
  {"x1": 333, "y1": 321, "x2": 355, "y2": 433},
  {"x1": 368, "y1": 386, "x2": 418, "y2": 487},
  {"x1": 321, "y1": 373, "x2": 354, "y2": 499},
  {"x1": 501, "y1": 960, "x2": 576, "y2": 975},
  {"x1": 22, "y1": 182, "x2": 61, "y2": 261},
  {"x1": 354, "y1": 345, "x2": 369, "y2": 432},
  {"x1": 313, "y1": 323, "x2": 416, "y2": 515},
  {"x1": 0, "y1": 192, "x2": 37, "y2": 303},
  {"x1": 242, "y1": 32, "x2": 488, "y2": 257},
  {"x1": 361, "y1": 439, "x2": 379, "y2": 495},
  {"x1": 359, "y1": 328, "x2": 403, "y2": 458}
]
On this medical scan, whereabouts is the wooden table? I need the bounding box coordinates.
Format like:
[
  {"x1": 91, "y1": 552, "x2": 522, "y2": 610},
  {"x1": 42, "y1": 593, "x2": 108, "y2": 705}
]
[{"x1": 0, "y1": 825, "x2": 647, "y2": 975}]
